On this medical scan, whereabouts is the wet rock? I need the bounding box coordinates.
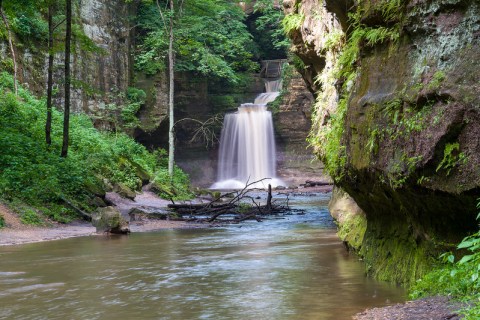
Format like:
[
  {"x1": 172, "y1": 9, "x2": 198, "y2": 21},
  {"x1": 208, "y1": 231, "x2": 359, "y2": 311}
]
[
  {"x1": 127, "y1": 208, "x2": 168, "y2": 221},
  {"x1": 92, "y1": 207, "x2": 130, "y2": 234}
]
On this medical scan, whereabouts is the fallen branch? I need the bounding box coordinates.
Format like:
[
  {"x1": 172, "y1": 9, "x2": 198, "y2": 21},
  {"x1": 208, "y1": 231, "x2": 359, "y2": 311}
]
[
  {"x1": 168, "y1": 179, "x2": 297, "y2": 223},
  {"x1": 59, "y1": 195, "x2": 92, "y2": 221}
]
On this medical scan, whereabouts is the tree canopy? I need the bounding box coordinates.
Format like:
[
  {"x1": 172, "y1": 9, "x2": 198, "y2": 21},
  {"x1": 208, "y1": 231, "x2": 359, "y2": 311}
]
[{"x1": 135, "y1": 0, "x2": 258, "y2": 83}]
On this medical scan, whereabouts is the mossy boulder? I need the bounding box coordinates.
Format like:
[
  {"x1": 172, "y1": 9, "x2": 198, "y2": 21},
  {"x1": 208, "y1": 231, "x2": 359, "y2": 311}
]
[
  {"x1": 329, "y1": 187, "x2": 367, "y2": 251},
  {"x1": 92, "y1": 206, "x2": 130, "y2": 234},
  {"x1": 113, "y1": 183, "x2": 136, "y2": 200}
]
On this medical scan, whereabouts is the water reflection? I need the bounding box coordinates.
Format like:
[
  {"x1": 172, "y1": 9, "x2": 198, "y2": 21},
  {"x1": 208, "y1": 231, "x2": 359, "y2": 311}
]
[{"x1": 0, "y1": 194, "x2": 405, "y2": 319}]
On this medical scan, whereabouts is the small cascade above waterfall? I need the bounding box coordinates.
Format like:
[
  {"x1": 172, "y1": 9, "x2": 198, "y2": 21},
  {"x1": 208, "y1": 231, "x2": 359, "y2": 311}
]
[
  {"x1": 254, "y1": 79, "x2": 282, "y2": 105},
  {"x1": 211, "y1": 79, "x2": 285, "y2": 189}
]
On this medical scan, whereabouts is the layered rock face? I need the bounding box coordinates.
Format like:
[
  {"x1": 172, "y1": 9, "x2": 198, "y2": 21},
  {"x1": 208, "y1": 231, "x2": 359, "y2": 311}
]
[
  {"x1": 274, "y1": 74, "x2": 326, "y2": 186},
  {"x1": 1, "y1": 0, "x2": 168, "y2": 131},
  {"x1": 74, "y1": 0, "x2": 132, "y2": 114},
  {"x1": 285, "y1": 0, "x2": 480, "y2": 283}
]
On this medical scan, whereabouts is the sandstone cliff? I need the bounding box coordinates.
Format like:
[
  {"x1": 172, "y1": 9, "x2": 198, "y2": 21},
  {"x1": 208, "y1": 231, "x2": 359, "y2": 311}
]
[
  {"x1": 284, "y1": 0, "x2": 480, "y2": 284},
  {"x1": 0, "y1": 0, "x2": 168, "y2": 131}
]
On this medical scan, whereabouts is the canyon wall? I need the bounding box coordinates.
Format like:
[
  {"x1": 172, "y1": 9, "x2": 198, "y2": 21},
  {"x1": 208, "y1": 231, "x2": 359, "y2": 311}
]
[
  {"x1": 0, "y1": 0, "x2": 168, "y2": 131},
  {"x1": 284, "y1": 0, "x2": 480, "y2": 284}
]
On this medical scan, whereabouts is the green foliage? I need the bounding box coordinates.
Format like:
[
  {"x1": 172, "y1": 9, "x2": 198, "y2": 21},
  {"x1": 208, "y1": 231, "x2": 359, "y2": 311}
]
[
  {"x1": 282, "y1": 13, "x2": 304, "y2": 35},
  {"x1": 237, "y1": 202, "x2": 252, "y2": 214},
  {"x1": 152, "y1": 165, "x2": 193, "y2": 201},
  {"x1": 436, "y1": 142, "x2": 467, "y2": 176},
  {"x1": 324, "y1": 30, "x2": 344, "y2": 51},
  {"x1": 335, "y1": 0, "x2": 404, "y2": 81},
  {"x1": 120, "y1": 87, "x2": 147, "y2": 128},
  {"x1": 366, "y1": 127, "x2": 380, "y2": 154},
  {"x1": 308, "y1": 97, "x2": 347, "y2": 181},
  {"x1": 11, "y1": 13, "x2": 48, "y2": 41},
  {"x1": 410, "y1": 200, "x2": 480, "y2": 319},
  {"x1": 427, "y1": 70, "x2": 446, "y2": 91},
  {"x1": 380, "y1": 98, "x2": 434, "y2": 141},
  {"x1": 385, "y1": 154, "x2": 423, "y2": 189},
  {"x1": 0, "y1": 214, "x2": 5, "y2": 228},
  {"x1": 20, "y1": 208, "x2": 43, "y2": 226},
  {"x1": 252, "y1": 0, "x2": 290, "y2": 58},
  {"x1": 135, "y1": 0, "x2": 257, "y2": 83},
  {"x1": 382, "y1": 98, "x2": 403, "y2": 124},
  {"x1": 0, "y1": 72, "x2": 192, "y2": 222}
]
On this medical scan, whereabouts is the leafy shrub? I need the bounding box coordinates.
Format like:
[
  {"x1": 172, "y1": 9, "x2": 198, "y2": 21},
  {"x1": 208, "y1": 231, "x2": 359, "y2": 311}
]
[
  {"x1": 20, "y1": 209, "x2": 43, "y2": 226},
  {"x1": 410, "y1": 200, "x2": 480, "y2": 319},
  {"x1": 153, "y1": 166, "x2": 193, "y2": 201},
  {"x1": 0, "y1": 72, "x2": 192, "y2": 222},
  {"x1": 0, "y1": 214, "x2": 5, "y2": 228}
]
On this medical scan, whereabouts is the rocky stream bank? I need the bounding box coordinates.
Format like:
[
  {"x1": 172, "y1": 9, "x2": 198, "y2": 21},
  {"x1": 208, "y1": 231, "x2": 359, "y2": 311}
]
[{"x1": 0, "y1": 185, "x2": 466, "y2": 319}]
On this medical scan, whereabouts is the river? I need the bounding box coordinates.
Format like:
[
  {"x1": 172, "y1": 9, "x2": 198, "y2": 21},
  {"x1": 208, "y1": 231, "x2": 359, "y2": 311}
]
[{"x1": 0, "y1": 193, "x2": 405, "y2": 319}]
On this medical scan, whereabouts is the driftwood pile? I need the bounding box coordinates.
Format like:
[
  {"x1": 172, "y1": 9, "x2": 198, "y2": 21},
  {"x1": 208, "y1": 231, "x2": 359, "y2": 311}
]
[{"x1": 168, "y1": 180, "x2": 301, "y2": 223}]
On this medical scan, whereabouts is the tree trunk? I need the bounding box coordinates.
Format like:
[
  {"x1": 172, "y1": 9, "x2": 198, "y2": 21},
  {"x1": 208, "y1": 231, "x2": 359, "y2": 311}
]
[
  {"x1": 61, "y1": 0, "x2": 72, "y2": 158},
  {"x1": 0, "y1": 0, "x2": 18, "y2": 95},
  {"x1": 167, "y1": 0, "x2": 175, "y2": 180},
  {"x1": 46, "y1": 4, "x2": 54, "y2": 146}
]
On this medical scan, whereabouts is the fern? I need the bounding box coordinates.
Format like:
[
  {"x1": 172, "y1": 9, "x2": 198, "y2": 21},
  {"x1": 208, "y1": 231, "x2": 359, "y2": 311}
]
[{"x1": 282, "y1": 13, "x2": 304, "y2": 35}]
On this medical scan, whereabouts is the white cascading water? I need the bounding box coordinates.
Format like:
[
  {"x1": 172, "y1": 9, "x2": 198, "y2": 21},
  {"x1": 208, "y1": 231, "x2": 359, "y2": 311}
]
[{"x1": 211, "y1": 80, "x2": 285, "y2": 189}]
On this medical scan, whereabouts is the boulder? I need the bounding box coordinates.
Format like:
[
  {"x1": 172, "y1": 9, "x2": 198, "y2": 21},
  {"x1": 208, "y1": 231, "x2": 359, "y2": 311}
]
[
  {"x1": 127, "y1": 208, "x2": 169, "y2": 221},
  {"x1": 92, "y1": 206, "x2": 130, "y2": 234}
]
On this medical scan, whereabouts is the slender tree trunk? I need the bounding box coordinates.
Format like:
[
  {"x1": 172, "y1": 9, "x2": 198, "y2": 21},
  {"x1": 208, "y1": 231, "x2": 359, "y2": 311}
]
[
  {"x1": 61, "y1": 0, "x2": 72, "y2": 158},
  {"x1": 46, "y1": 4, "x2": 54, "y2": 146},
  {"x1": 167, "y1": 0, "x2": 175, "y2": 179},
  {"x1": 0, "y1": 0, "x2": 18, "y2": 95}
]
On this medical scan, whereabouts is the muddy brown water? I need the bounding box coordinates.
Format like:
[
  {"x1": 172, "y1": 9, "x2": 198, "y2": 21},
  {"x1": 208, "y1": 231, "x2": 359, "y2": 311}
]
[{"x1": 0, "y1": 193, "x2": 405, "y2": 319}]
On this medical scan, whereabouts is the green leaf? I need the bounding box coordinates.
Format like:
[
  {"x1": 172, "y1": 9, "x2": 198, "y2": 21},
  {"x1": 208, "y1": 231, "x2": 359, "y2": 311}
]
[
  {"x1": 472, "y1": 273, "x2": 479, "y2": 282},
  {"x1": 458, "y1": 240, "x2": 475, "y2": 249},
  {"x1": 447, "y1": 254, "x2": 455, "y2": 264},
  {"x1": 458, "y1": 255, "x2": 474, "y2": 265}
]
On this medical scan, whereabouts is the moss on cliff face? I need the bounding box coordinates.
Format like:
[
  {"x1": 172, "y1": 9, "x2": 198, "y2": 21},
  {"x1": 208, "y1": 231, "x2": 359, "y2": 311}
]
[{"x1": 286, "y1": 0, "x2": 480, "y2": 285}]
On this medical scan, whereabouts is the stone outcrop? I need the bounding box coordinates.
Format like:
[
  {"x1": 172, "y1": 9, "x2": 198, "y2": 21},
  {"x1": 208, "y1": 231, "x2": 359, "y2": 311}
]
[
  {"x1": 274, "y1": 73, "x2": 326, "y2": 186},
  {"x1": 0, "y1": 0, "x2": 168, "y2": 132},
  {"x1": 285, "y1": 0, "x2": 480, "y2": 284},
  {"x1": 92, "y1": 206, "x2": 130, "y2": 234}
]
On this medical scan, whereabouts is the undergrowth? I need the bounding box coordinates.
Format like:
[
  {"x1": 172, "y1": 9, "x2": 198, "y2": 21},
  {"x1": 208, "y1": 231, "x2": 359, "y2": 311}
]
[
  {"x1": 0, "y1": 72, "x2": 192, "y2": 224},
  {"x1": 410, "y1": 200, "x2": 480, "y2": 319}
]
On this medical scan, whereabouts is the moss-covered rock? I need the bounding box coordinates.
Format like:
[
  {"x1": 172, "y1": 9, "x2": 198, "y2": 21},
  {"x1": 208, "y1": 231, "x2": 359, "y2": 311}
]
[
  {"x1": 329, "y1": 187, "x2": 367, "y2": 251},
  {"x1": 92, "y1": 206, "x2": 130, "y2": 234},
  {"x1": 285, "y1": 0, "x2": 480, "y2": 285},
  {"x1": 113, "y1": 182, "x2": 136, "y2": 200}
]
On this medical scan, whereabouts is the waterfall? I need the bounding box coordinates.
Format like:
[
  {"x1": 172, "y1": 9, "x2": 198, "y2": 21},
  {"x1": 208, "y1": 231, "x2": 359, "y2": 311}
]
[{"x1": 211, "y1": 80, "x2": 285, "y2": 189}]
